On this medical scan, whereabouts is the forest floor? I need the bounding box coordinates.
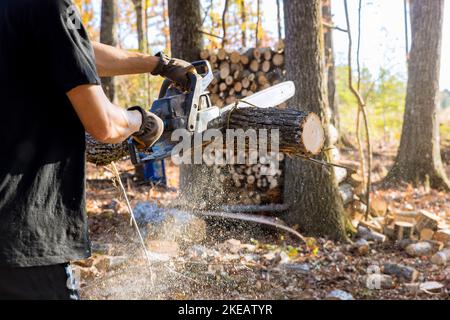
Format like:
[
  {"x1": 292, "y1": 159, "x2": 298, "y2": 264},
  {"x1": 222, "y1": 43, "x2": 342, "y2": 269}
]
[{"x1": 78, "y1": 140, "x2": 450, "y2": 300}]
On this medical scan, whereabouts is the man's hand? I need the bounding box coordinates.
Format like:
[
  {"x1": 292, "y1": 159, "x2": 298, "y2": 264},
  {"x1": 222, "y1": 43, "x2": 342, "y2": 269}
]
[
  {"x1": 151, "y1": 52, "x2": 194, "y2": 90},
  {"x1": 128, "y1": 106, "x2": 164, "y2": 149}
]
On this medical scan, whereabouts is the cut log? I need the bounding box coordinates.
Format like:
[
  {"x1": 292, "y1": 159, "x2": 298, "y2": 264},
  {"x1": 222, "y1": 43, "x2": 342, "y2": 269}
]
[
  {"x1": 394, "y1": 221, "x2": 415, "y2": 241},
  {"x1": 249, "y1": 59, "x2": 260, "y2": 72},
  {"x1": 357, "y1": 225, "x2": 387, "y2": 243},
  {"x1": 433, "y1": 229, "x2": 450, "y2": 244},
  {"x1": 240, "y1": 54, "x2": 250, "y2": 65},
  {"x1": 419, "y1": 228, "x2": 435, "y2": 241},
  {"x1": 224, "y1": 108, "x2": 325, "y2": 156},
  {"x1": 217, "y1": 48, "x2": 227, "y2": 61},
  {"x1": 86, "y1": 108, "x2": 324, "y2": 165},
  {"x1": 219, "y1": 62, "x2": 230, "y2": 79},
  {"x1": 261, "y1": 60, "x2": 271, "y2": 73},
  {"x1": 382, "y1": 263, "x2": 419, "y2": 282},
  {"x1": 245, "y1": 48, "x2": 261, "y2": 61},
  {"x1": 415, "y1": 210, "x2": 440, "y2": 232},
  {"x1": 229, "y1": 51, "x2": 241, "y2": 64},
  {"x1": 272, "y1": 53, "x2": 284, "y2": 67},
  {"x1": 85, "y1": 134, "x2": 128, "y2": 166}
]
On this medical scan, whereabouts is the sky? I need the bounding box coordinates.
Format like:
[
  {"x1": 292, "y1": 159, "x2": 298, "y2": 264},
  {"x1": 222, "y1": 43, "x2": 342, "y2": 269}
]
[{"x1": 261, "y1": 0, "x2": 450, "y2": 90}]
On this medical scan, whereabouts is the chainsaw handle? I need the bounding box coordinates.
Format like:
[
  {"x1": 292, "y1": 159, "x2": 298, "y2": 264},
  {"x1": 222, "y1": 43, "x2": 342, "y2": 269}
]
[{"x1": 157, "y1": 60, "x2": 213, "y2": 99}]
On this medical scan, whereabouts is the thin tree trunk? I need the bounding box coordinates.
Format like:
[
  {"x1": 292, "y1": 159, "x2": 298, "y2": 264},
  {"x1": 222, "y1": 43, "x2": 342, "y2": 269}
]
[
  {"x1": 282, "y1": 0, "x2": 346, "y2": 240},
  {"x1": 132, "y1": 0, "x2": 146, "y2": 52},
  {"x1": 241, "y1": 0, "x2": 247, "y2": 48},
  {"x1": 385, "y1": 0, "x2": 449, "y2": 190},
  {"x1": 276, "y1": 0, "x2": 282, "y2": 42},
  {"x1": 222, "y1": 0, "x2": 229, "y2": 48},
  {"x1": 322, "y1": 0, "x2": 340, "y2": 135},
  {"x1": 255, "y1": 0, "x2": 261, "y2": 47},
  {"x1": 100, "y1": 0, "x2": 116, "y2": 102}
]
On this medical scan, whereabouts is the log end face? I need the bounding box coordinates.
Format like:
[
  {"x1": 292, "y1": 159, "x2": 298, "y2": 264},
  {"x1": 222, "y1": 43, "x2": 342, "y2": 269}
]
[{"x1": 301, "y1": 113, "x2": 325, "y2": 155}]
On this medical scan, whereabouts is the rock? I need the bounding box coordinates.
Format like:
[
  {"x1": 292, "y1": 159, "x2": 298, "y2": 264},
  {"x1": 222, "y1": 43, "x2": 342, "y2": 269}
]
[
  {"x1": 326, "y1": 289, "x2": 354, "y2": 300},
  {"x1": 430, "y1": 249, "x2": 450, "y2": 265},
  {"x1": 383, "y1": 263, "x2": 419, "y2": 282},
  {"x1": 91, "y1": 242, "x2": 112, "y2": 255},
  {"x1": 361, "y1": 274, "x2": 395, "y2": 290},
  {"x1": 419, "y1": 281, "x2": 444, "y2": 294},
  {"x1": 281, "y1": 263, "x2": 310, "y2": 274},
  {"x1": 405, "y1": 241, "x2": 434, "y2": 257}
]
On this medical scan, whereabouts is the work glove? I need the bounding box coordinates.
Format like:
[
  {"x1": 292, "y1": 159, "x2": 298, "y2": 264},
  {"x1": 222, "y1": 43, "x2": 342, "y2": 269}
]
[
  {"x1": 128, "y1": 106, "x2": 164, "y2": 149},
  {"x1": 151, "y1": 52, "x2": 195, "y2": 90}
]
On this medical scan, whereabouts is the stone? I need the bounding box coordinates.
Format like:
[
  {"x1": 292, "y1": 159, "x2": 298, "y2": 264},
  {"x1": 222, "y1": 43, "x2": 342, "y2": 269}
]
[
  {"x1": 281, "y1": 263, "x2": 310, "y2": 274},
  {"x1": 405, "y1": 242, "x2": 434, "y2": 257},
  {"x1": 419, "y1": 281, "x2": 444, "y2": 294},
  {"x1": 326, "y1": 289, "x2": 354, "y2": 300},
  {"x1": 430, "y1": 249, "x2": 450, "y2": 265}
]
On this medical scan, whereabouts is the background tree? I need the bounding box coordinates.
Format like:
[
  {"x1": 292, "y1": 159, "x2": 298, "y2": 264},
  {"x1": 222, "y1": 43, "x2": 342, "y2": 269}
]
[
  {"x1": 168, "y1": 0, "x2": 223, "y2": 208},
  {"x1": 100, "y1": 0, "x2": 117, "y2": 101},
  {"x1": 131, "y1": 0, "x2": 146, "y2": 52},
  {"x1": 322, "y1": 0, "x2": 340, "y2": 136},
  {"x1": 282, "y1": 0, "x2": 346, "y2": 240},
  {"x1": 385, "y1": 0, "x2": 450, "y2": 190}
]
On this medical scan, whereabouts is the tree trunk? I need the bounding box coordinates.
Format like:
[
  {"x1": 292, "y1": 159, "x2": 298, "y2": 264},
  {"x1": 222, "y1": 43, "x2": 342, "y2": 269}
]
[
  {"x1": 322, "y1": 0, "x2": 340, "y2": 134},
  {"x1": 241, "y1": 0, "x2": 247, "y2": 48},
  {"x1": 385, "y1": 0, "x2": 449, "y2": 190},
  {"x1": 167, "y1": 0, "x2": 213, "y2": 206},
  {"x1": 100, "y1": 0, "x2": 116, "y2": 102},
  {"x1": 282, "y1": 0, "x2": 346, "y2": 240},
  {"x1": 132, "y1": 0, "x2": 146, "y2": 52},
  {"x1": 167, "y1": 0, "x2": 202, "y2": 61}
]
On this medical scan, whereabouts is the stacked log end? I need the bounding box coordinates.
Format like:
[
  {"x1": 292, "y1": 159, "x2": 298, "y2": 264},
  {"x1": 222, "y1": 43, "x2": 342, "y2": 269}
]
[{"x1": 201, "y1": 46, "x2": 286, "y2": 110}]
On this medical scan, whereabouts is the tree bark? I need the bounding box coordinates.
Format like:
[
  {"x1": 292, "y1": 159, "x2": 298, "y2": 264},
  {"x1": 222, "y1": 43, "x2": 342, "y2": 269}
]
[
  {"x1": 167, "y1": 0, "x2": 213, "y2": 206},
  {"x1": 100, "y1": 0, "x2": 116, "y2": 102},
  {"x1": 167, "y1": 0, "x2": 202, "y2": 61},
  {"x1": 282, "y1": 0, "x2": 346, "y2": 240},
  {"x1": 385, "y1": 0, "x2": 450, "y2": 190}
]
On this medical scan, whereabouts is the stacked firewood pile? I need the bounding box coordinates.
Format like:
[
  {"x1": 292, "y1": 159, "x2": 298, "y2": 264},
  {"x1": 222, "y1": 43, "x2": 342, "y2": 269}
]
[
  {"x1": 199, "y1": 45, "x2": 287, "y2": 206},
  {"x1": 206, "y1": 151, "x2": 285, "y2": 205},
  {"x1": 199, "y1": 43, "x2": 286, "y2": 108}
]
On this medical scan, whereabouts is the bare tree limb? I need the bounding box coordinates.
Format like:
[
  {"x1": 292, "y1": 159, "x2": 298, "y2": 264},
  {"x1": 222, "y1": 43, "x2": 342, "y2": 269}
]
[{"x1": 343, "y1": 0, "x2": 372, "y2": 220}]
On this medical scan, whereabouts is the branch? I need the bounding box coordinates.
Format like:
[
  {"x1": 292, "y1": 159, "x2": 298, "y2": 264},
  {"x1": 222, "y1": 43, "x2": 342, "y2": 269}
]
[{"x1": 322, "y1": 21, "x2": 348, "y2": 33}]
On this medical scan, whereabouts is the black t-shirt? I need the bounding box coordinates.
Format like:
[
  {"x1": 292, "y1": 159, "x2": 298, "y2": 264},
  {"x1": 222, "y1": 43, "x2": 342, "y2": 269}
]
[{"x1": 0, "y1": 0, "x2": 100, "y2": 266}]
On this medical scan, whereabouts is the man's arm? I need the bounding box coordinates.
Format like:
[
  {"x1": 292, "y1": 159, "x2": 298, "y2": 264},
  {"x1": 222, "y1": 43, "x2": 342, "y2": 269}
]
[
  {"x1": 92, "y1": 42, "x2": 159, "y2": 77},
  {"x1": 67, "y1": 84, "x2": 142, "y2": 144}
]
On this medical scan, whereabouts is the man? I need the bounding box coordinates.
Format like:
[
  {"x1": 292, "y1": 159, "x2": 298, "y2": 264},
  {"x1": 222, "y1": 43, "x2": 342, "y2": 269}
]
[{"x1": 0, "y1": 0, "x2": 193, "y2": 299}]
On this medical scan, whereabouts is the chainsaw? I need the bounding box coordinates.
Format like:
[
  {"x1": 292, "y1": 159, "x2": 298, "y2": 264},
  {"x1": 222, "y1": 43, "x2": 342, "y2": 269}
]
[{"x1": 128, "y1": 60, "x2": 295, "y2": 164}]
